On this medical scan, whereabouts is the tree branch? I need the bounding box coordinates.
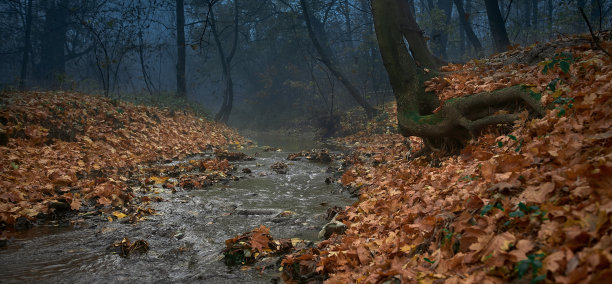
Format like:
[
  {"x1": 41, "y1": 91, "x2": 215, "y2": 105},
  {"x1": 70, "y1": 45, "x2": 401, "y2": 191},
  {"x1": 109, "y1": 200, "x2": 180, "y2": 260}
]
[{"x1": 579, "y1": 7, "x2": 612, "y2": 58}]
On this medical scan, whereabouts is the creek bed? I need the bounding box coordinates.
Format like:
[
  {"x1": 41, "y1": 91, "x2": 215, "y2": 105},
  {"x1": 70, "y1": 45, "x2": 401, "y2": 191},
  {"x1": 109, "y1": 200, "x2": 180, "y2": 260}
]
[{"x1": 0, "y1": 135, "x2": 354, "y2": 283}]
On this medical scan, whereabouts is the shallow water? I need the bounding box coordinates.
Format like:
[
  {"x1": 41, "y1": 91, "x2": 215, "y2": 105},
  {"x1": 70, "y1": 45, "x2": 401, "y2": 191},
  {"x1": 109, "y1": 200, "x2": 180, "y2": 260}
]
[{"x1": 0, "y1": 134, "x2": 353, "y2": 283}]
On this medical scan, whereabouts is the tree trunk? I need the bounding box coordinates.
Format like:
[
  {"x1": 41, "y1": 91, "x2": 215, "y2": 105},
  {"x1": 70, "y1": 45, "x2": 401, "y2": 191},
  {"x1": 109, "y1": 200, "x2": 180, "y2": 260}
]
[
  {"x1": 176, "y1": 0, "x2": 187, "y2": 97},
  {"x1": 372, "y1": 0, "x2": 543, "y2": 149},
  {"x1": 211, "y1": 0, "x2": 238, "y2": 123},
  {"x1": 532, "y1": 0, "x2": 539, "y2": 29},
  {"x1": 453, "y1": 0, "x2": 483, "y2": 56},
  {"x1": 484, "y1": 0, "x2": 511, "y2": 52},
  {"x1": 299, "y1": 0, "x2": 377, "y2": 119},
  {"x1": 19, "y1": 0, "x2": 33, "y2": 90},
  {"x1": 577, "y1": 0, "x2": 588, "y2": 33},
  {"x1": 341, "y1": 0, "x2": 353, "y2": 50},
  {"x1": 430, "y1": 0, "x2": 453, "y2": 59},
  {"x1": 590, "y1": 0, "x2": 602, "y2": 31},
  {"x1": 37, "y1": 0, "x2": 68, "y2": 88},
  {"x1": 547, "y1": 0, "x2": 553, "y2": 36},
  {"x1": 521, "y1": 0, "x2": 532, "y2": 29}
]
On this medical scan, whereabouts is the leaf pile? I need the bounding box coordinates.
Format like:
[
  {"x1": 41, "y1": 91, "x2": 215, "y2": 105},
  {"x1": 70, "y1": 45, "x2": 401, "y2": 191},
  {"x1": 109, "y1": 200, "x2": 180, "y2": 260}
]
[
  {"x1": 0, "y1": 91, "x2": 243, "y2": 228},
  {"x1": 109, "y1": 237, "x2": 150, "y2": 257},
  {"x1": 138, "y1": 158, "x2": 236, "y2": 190},
  {"x1": 223, "y1": 225, "x2": 294, "y2": 266},
  {"x1": 282, "y1": 38, "x2": 612, "y2": 282}
]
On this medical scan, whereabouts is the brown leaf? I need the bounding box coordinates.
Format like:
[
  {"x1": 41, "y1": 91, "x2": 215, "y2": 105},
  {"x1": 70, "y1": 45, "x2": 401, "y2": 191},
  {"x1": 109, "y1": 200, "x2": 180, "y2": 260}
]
[
  {"x1": 480, "y1": 161, "x2": 496, "y2": 182},
  {"x1": 356, "y1": 246, "x2": 372, "y2": 265},
  {"x1": 97, "y1": 196, "x2": 112, "y2": 206},
  {"x1": 70, "y1": 198, "x2": 82, "y2": 210},
  {"x1": 519, "y1": 182, "x2": 555, "y2": 203},
  {"x1": 509, "y1": 239, "x2": 535, "y2": 261},
  {"x1": 543, "y1": 249, "x2": 566, "y2": 273}
]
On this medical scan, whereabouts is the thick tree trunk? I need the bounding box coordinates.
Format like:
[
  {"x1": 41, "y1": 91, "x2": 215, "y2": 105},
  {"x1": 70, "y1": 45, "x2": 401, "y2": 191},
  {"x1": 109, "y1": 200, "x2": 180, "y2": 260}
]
[
  {"x1": 37, "y1": 0, "x2": 68, "y2": 88},
  {"x1": 373, "y1": 0, "x2": 543, "y2": 148},
  {"x1": 19, "y1": 0, "x2": 33, "y2": 90},
  {"x1": 453, "y1": 0, "x2": 483, "y2": 56},
  {"x1": 300, "y1": 0, "x2": 377, "y2": 119},
  {"x1": 176, "y1": 0, "x2": 187, "y2": 97},
  {"x1": 484, "y1": 0, "x2": 511, "y2": 52}
]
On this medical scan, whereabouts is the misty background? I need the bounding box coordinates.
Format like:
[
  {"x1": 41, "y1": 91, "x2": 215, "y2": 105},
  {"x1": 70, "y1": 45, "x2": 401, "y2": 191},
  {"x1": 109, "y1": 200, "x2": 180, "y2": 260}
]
[{"x1": 1, "y1": 0, "x2": 610, "y2": 133}]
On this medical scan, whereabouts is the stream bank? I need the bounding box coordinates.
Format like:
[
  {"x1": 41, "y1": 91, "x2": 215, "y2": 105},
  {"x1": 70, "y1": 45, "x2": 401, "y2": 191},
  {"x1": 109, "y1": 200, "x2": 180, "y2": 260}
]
[{"x1": 0, "y1": 133, "x2": 354, "y2": 283}]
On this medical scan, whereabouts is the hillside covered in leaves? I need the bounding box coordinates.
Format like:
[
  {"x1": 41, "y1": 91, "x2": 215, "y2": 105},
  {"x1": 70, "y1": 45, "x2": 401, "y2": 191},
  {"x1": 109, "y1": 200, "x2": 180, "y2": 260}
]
[
  {"x1": 281, "y1": 36, "x2": 612, "y2": 283},
  {"x1": 0, "y1": 91, "x2": 243, "y2": 229}
]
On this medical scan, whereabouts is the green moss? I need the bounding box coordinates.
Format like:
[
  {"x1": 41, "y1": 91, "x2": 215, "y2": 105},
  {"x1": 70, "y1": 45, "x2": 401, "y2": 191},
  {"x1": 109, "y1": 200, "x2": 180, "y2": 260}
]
[{"x1": 418, "y1": 113, "x2": 443, "y2": 125}]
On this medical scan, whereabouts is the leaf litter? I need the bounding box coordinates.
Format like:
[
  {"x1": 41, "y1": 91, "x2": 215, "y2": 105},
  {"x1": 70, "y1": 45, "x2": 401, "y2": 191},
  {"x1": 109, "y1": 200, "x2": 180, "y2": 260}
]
[
  {"x1": 0, "y1": 91, "x2": 244, "y2": 230},
  {"x1": 277, "y1": 35, "x2": 612, "y2": 283}
]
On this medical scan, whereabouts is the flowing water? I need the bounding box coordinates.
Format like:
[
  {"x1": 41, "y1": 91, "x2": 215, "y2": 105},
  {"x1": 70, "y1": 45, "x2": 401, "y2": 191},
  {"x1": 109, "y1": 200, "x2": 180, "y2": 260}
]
[{"x1": 0, "y1": 133, "x2": 354, "y2": 283}]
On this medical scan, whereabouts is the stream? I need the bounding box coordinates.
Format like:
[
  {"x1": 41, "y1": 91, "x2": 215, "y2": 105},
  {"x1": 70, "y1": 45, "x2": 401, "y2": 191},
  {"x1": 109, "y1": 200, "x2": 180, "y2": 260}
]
[{"x1": 0, "y1": 133, "x2": 354, "y2": 283}]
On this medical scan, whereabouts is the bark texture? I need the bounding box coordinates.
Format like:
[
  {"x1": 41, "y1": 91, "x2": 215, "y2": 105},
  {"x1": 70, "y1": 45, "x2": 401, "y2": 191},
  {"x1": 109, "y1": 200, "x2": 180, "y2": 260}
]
[{"x1": 373, "y1": 0, "x2": 543, "y2": 149}]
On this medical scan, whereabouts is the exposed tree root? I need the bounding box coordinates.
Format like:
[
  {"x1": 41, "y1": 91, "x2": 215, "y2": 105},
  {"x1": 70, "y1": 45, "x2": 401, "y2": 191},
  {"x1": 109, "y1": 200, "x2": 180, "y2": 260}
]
[{"x1": 398, "y1": 85, "x2": 544, "y2": 148}]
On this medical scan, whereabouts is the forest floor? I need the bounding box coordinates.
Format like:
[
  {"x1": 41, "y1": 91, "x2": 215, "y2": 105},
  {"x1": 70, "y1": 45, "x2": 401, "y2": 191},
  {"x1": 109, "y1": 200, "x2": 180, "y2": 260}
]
[
  {"x1": 278, "y1": 35, "x2": 612, "y2": 283},
  {"x1": 1, "y1": 33, "x2": 611, "y2": 284},
  {"x1": 0, "y1": 91, "x2": 245, "y2": 232}
]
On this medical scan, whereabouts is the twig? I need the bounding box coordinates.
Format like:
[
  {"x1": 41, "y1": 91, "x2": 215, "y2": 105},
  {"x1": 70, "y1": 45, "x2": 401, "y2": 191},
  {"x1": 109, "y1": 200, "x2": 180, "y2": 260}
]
[{"x1": 579, "y1": 8, "x2": 612, "y2": 58}]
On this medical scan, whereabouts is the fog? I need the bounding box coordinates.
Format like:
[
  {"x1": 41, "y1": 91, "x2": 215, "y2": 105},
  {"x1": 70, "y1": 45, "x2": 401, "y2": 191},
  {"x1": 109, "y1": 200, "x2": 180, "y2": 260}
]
[{"x1": 1, "y1": 0, "x2": 609, "y2": 133}]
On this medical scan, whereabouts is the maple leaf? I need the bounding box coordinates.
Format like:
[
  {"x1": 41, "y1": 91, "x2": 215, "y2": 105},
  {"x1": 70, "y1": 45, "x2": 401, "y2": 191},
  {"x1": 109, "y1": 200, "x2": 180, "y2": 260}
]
[
  {"x1": 249, "y1": 225, "x2": 271, "y2": 253},
  {"x1": 250, "y1": 232, "x2": 270, "y2": 253},
  {"x1": 70, "y1": 198, "x2": 82, "y2": 210}
]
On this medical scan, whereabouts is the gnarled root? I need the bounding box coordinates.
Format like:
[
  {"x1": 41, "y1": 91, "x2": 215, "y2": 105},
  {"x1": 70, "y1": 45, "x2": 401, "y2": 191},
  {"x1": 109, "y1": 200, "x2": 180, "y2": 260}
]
[{"x1": 398, "y1": 85, "x2": 544, "y2": 151}]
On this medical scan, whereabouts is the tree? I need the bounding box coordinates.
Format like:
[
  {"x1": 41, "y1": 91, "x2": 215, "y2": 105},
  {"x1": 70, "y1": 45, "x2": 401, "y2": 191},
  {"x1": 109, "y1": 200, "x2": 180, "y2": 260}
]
[
  {"x1": 429, "y1": 0, "x2": 453, "y2": 59},
  {"x1": 36, "y1": 0, "x2": 69, "y2": 87},
  {"x1": 208, "y1": 0, "x2": 239, "y2": 123},
  {"x1": 176, "y1": 0, "x2": 187, "y2": 97},
  {"x1": 372, "y1": 0, "x2": 543, "y2": 149},
  {"x1": 19, "y1": 0, "x2": 33, "y2": 90},
  {"x1": 484, "y1": 0, "x2": 511, "y2": 52},
  {"x1": 453, "y1": 0, "x2": 483, "y2": 56},
  {"x1": 299, "y1": 0, "x2": 377, "y2": 118}
]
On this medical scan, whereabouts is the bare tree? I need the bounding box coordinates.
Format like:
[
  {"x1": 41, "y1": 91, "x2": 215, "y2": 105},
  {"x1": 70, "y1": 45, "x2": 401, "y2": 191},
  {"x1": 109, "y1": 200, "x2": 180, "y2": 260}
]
[
  {"x1": 176, "y1": 0, "x2": 187, "y2": 97},
  {"x1": 453, "y1": 0, "x2": 483, "y2": 56},
  {"x1": 484, "y1": 0, "x2": 511, "y2": 52},
  {"x1": 36, "y1": 0, "x2": 69, "y2": 87},
  {"x1": 208, "y1": 0, "x2": 239, "y2": 123},
  {"x1": 19, "y1": 0, "x2": 33, "y2": 90},
  {"x1": 299, "y1": 0, "x2": 377, "y2": 118}
]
